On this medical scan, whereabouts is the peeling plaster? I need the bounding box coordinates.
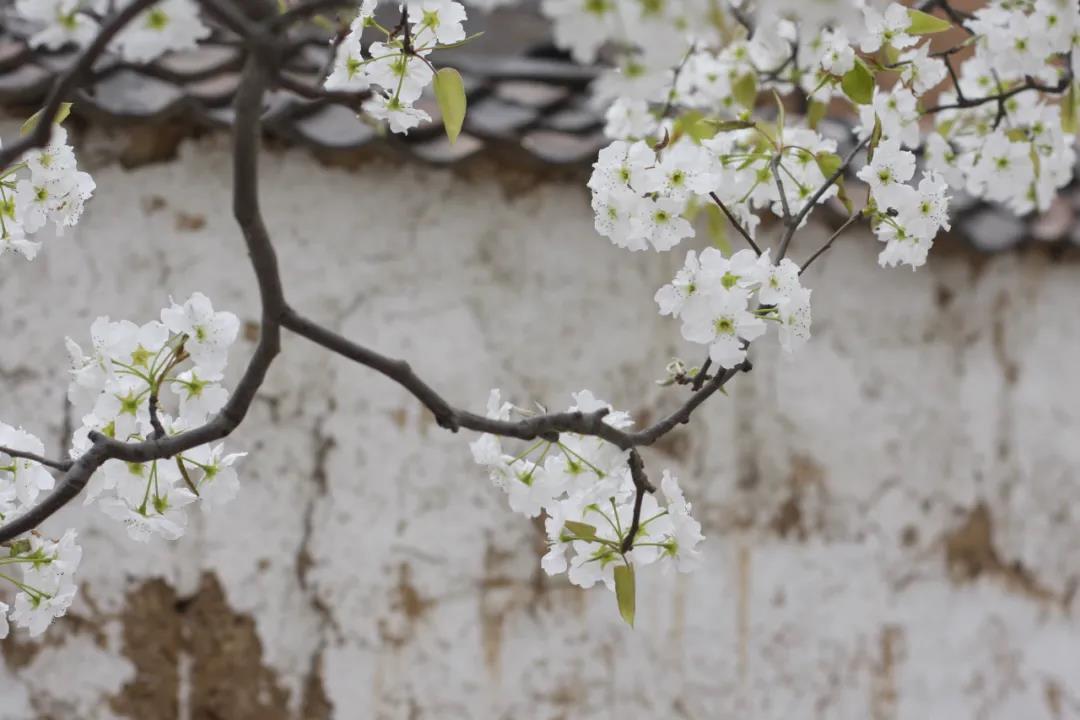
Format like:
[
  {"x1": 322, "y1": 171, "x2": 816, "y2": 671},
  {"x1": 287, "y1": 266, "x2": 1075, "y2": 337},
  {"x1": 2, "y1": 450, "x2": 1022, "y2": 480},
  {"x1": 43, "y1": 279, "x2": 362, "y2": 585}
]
[{"x1": 2, "y1": 124, "x2": 1080, "y2": 717}]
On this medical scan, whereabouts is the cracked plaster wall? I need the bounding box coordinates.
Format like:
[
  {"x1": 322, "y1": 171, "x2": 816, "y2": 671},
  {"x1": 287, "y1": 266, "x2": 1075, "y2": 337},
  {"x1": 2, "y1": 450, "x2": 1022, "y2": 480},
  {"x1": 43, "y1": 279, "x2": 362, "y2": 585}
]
[{"x1": 1, "y1": 123, "x2": 1079, "y2": 719}]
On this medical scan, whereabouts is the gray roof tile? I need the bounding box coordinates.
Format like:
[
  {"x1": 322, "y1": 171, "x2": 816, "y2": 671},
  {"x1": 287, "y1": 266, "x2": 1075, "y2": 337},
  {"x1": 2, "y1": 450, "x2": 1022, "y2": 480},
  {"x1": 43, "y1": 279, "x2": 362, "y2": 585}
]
[
  {"x1": 293, "y1": 103, "x2": 377, "y2": 149},
  {"x1": 82, "y1": 69, "x2": 187, "y2": 120}
]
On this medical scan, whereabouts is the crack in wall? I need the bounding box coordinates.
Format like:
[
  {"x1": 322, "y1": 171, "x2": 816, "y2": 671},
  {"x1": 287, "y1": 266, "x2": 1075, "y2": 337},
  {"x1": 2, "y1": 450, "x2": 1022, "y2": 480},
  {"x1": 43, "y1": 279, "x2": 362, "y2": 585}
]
[{"x1": 293, "y1": 397, "x2": 339, "y2": 720}]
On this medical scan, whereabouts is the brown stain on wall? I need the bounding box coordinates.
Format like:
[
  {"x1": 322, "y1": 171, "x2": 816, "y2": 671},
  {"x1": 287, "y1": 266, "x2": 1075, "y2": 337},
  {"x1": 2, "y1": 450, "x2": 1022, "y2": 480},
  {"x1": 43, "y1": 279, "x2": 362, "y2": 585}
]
[
  {"x1": 736, "y1": 545, "x2": 750, "y2": 682},
  {"x1": 870, "y1": 625, "x2": 904, "y2": 720},
  {"x1": 990, "y1": 292, "x2": 1019, "y2": 386},
  {"x1": 108, "y1": 573, "x2": 331, "y2": 720},
  {"x1": 770, "y1": 454, "x2": 828, "y2": 541},
  {"x1": 943, "y1": 503, "x2": 1057, "y2": 605}
]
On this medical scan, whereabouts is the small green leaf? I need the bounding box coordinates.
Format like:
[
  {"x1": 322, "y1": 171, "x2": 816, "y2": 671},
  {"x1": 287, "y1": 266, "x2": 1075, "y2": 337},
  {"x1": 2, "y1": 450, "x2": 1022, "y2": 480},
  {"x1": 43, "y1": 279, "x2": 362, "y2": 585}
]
[
  {"x1": 673, "y1": 110, "x2": 716, "y2": 142},
  {"x1": 868, "y1": 114, "x2": 883, "y2": 160},
  {"x1": 1062, "y1": 82, "x2": 1078, "y2": 135},
  {"x1": 614, "y1": 563, "x2": 635, "y2": 628},
  {"x1": 807, "y1": 99, "x2": 827, "y2": 130},
  {"x1": 435, "y1": 31, "x2": 485, "y2": 50},
  {"x1": 841, "y1": 60, "x2": 874, "y2": 105},
  {"x1": 433, "y1": 67, "x2": 467, "y2": 144},
  {"x1": 814, "y1": 151, "x2": 842, "y2": 180},
  {"x1": 564, "y1": 521, "x2": 598, "y2": 541},
  {"x1": 835, "y1": 176, "x2": 854, "y2": 215},
  {"x1": 906, "y1": 8, "x2": 952, "y2": 34},
  {"x1": 707, "y1": 119, "x2": 756, "y2": 132},
  {"x1": 732, "y1": 73, "x2": 758, "y2": 110},
  {"x1": 312, "y1": 14, "x2": 336, "y2": 31},
  {"x1": 20, "y1": 102, "x2": 73, "y2": 136},
  {"x1": 771, "y1": 88, "x2": 786, "y2": 144},
  {"x1": 881, "y1": 43, "x2": 900, "y2": 67}
]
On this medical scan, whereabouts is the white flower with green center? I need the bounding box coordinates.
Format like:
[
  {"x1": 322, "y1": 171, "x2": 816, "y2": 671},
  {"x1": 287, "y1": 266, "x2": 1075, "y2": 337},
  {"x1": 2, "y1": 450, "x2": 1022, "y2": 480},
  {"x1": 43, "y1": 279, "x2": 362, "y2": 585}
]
[
  {"x1": 24, "y1": 126, "x2": 76, "y2": 183},
  {"x1": 411, "y1": 0, "x2": 468, "y2": 45},
  {"x1": 679, "y1": 286, "x2": 765, "y2": 367},
  {"x1": 15, "y1": 0, "x2": 98, "y2": 50},
  {"x1": 362, "y1": 93, "x2": 432, "y2": 134},
  {"x1": 856, "y1": 137, "x2": 916, "y2": 209},
  {"x1": 98, "y1": 484, "x2": 198, "y2": 543},
  {"x1": 161, "y1": 292, "x2": 240, "y2": 376},
  {"x1": 365, "y1": 42, "x2": 434, "y2": 104},
  {"x1": 592, "y1": 187, "x2": 644, "y2": 250},
  {"x1": 542, "y1": 0, "x2": 616, "y2": 63},
  {"x1": 171, "y1": 370, "x2": 229, "y2": 425},
  {"x1": 325, "y1": 31, "x2": 370, "y2": 92},
  {"x1": 755, "y1": 252, "x2": 802, "y2": 306},
  {"x1": 112, "y1": 0, "x2": 210, "y2": 63},
  {"x1": 182, "y1": 443, "x2": 246, "y2": 506},
  {"x1": 10, "y1": 580, "x2": 76, "y2": 637},
  {"x1": 654, "y1": 249, "x2": 702, "y2": 317},
  {"x1": 630, "y1": 196, "x2": 694, "y2": 251},
  {"x1": 588, "y1": 140, "x2": 657, "y2": 196},
  {"x1": 860, "y1": 2, "x2": 914, "y2": 53},
  {"x1": 899, "y1": 44, "x2": 947, "y2": 96},
  {"x1": 0, "y1": 423, "x2": 57, "y2": 506}
]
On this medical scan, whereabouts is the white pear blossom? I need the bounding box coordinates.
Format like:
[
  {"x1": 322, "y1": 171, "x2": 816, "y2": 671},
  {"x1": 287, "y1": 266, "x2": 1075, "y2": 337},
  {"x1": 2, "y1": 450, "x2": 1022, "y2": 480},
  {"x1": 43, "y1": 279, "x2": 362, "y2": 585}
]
[
  {"x1": 10, "y1": 581, "x2": 77, "y2": 636},
  {"x1": 362, "y1": 93, "x2": 432, "y2": 134},
  {"x1": 15, "y1": 0, "x2": 98, "y2": 49},
  {"x1": 679, "y1": 287, "x2": 765, "y2": 368},
  {"x1": 856, "y1": 137, "x2": 917, "y2": 208},
  {"x1": 411, "y1": 0, "x2": 468, "y2": 45},
  {"x1": 861, "y1": 2, "x2": 915, "y2": 53},
  {"x1": 112, "y1": 0, "x2": 211, "y2": 63},
  {"x1": 161, "y1": 292, "x2": 240, "y2": 376}
]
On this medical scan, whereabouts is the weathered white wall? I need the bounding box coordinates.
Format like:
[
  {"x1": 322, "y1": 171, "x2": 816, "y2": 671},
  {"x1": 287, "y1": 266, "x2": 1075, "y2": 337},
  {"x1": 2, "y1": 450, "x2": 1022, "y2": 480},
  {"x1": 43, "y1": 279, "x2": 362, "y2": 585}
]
[{"x1": 2, "y1": 124, "x2": 1080, "y2": 720}]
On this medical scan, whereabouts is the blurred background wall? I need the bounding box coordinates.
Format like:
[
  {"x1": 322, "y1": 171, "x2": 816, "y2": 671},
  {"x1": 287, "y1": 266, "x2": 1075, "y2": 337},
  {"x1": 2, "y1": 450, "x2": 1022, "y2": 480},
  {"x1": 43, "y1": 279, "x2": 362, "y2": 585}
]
[{"x1": 1, "y1": 121, "x2": 1080, "y2": 719}]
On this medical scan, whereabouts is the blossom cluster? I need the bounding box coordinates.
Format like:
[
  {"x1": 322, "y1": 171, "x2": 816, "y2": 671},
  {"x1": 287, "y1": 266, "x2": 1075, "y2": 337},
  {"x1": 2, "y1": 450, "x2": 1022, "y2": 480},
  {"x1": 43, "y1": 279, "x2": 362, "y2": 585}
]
[
  {"x1": 325, "y1": 0, "x2": 469, "y2": 134},
  {"x1": 15, "y1": 0, "x2": 210, "y2": 62},
  {"x1": 858, "y1": 138, "x2": 951, "y2": 268},
  {"x1": 0, "y1": 125, "x2": 95, "y2": 261},
  {"x1": 657, "y1": 247, "x2": 811, "y2": 365},
  {"x1": 470, "y1": 391, "x2": 703, "y2": 594},
  {"x1": 65, "y1": 293, "x2": 246, "y2": 542},
  {"x1": 0, "y1": 425, "x2": 82, "y2": 638},
  {"x1": 928, "y1": 65, "x2": 1076, "y2": 216}
]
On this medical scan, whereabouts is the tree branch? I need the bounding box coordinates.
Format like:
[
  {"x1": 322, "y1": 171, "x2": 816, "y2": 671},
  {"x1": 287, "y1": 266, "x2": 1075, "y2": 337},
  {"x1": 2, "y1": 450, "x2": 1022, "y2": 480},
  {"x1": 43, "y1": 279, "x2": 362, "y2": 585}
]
[
  {"x1": 709, "y1": 192, "x2": 761, "y2": 255},
  {"x1": 776, "y1": 135, "x2": 869, "y2": 262},
  {"x1": 799, "y1": 213, "x2": 861, "y2": 275},
  {"x1": 620, "y1": 448, "x2": 652, "y2": 554},
  {"x1": 0, "y1": 447, "x2": 72, "y2": 472},
  {"x1": 0, "y1": 0, "x2": 755, "y2": 543},
  {"x1": 0, "y1": 35, "x2": 282, "y2": 543}
]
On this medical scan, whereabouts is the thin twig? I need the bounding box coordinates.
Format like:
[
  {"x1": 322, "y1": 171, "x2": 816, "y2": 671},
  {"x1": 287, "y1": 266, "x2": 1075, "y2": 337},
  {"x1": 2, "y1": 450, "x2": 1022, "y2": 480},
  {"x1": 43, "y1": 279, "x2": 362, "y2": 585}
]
[
  {"x1": 0, "y1": 0, "x2": 756, "y2": 543},
  {"x1": 620, "y1": 449, "x2": 653, "y2": 554},
  {"x1": 776, "y1": 135, "x2": 870, "y2": 262},
  {"x1": 799, "y1": 213, "x2": 861, "y2": 275},
  {"x1": 709, "y1": 192, "x2": 762, "y2": 255},
  {"x1": 0, "y1": 447, "x2": 73, "y2": 473},
  {"x1": 770, "y1": 153, "x2": 793, "y2": 229},
  {"x1": 691, "y1": 356, "x2": 712, "y2": 391}
]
